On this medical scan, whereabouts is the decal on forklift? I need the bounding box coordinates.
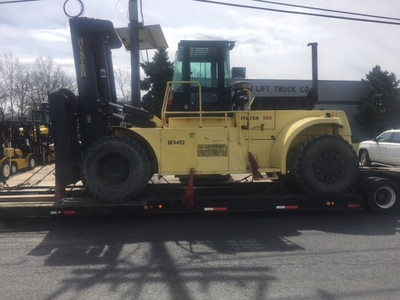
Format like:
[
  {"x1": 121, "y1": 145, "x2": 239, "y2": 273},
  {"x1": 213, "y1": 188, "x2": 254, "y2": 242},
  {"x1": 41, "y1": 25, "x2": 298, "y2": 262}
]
[
  {"x1": 167, "y1": 140, "x2": 185, "y2": 145},
  {"x1": 197, "y1": 144, "x2": 228, "y2": 157},
  {"x1": 77, "y1": 37, "x2": 87, "y2": 78},
  {"x1": 240, "y1": 116, "x2": 273, "y2": 121},
  {"x1": 241, "y1": 116, "x2": 260, "y2": 121}
]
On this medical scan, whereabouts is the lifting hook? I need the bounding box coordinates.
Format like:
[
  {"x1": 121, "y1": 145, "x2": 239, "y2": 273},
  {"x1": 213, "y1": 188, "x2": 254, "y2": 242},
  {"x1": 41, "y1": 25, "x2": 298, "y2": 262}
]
[{"x1": 63, "y1": 0, "x2": 85, "y2": 18}]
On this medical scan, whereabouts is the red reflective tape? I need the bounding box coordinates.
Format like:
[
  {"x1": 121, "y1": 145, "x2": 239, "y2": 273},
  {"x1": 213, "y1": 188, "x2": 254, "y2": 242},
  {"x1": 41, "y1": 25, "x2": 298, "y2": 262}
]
[
  {"x1": 348, "y1": 204, "x2": 361, "y2": 209},
  {"x1": 285, "y1": 206, "x2": 299, "y2": 210},
  {"x1": 213, "y1": 207, "x2": 228, "y2": 211},
  {"x1": 62, "y1": 211, "x2": 76, "y2": 215},
  {"x1": 276, "y1": 205, "x2": 299, "y2": 210},
  {"x1": 204, "y1": 207, "x2": 228, "y2": 211}
]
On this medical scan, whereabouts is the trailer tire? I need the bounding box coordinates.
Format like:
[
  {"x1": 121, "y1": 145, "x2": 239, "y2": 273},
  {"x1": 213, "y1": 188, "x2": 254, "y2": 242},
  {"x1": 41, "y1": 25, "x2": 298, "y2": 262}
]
[
  {"x1": 293, "y1": 135, "x2": 359, "y2": 197},
  {"x1": 363, "y1": 177, "x2": 400, "y2": 214},
  {"x1": 1, "y1": 160, "x2": 11, "y2": 179},
  {"x1": 81, "y1": 136, "x2": 151, "y2": 203}
]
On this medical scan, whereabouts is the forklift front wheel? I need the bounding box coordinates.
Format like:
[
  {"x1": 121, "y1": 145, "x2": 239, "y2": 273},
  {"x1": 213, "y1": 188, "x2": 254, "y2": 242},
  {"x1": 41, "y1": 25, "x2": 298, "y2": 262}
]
[
  {"x1": 81, "y1": 136, "x2": 151, "y2": 203},
  {"x1": 1, "y1": 160, "x2": 11, "y2": 179}
]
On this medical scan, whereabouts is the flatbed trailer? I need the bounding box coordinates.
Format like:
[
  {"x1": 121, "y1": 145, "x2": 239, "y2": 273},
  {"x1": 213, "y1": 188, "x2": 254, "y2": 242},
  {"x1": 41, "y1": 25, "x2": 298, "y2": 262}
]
[{"x1": 1, "y1": 167, "x2": 399, "y2": 217}]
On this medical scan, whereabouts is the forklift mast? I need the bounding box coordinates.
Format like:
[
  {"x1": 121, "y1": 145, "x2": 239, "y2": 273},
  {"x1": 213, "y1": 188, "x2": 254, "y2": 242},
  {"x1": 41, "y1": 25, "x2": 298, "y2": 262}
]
[
  {"x1": 49, "y1": 17, "x2": 123, "y2": 186},
  {"x1": 69, "y1": 17, "x2": 122, "y2": 150}
]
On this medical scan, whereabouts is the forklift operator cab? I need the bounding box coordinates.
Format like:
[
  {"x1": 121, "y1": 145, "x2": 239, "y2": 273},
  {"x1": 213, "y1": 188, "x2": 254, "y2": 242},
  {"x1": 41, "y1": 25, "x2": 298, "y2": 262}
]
[{"x1": 168, "y1": 40, "x2": 237, "y2": 112}]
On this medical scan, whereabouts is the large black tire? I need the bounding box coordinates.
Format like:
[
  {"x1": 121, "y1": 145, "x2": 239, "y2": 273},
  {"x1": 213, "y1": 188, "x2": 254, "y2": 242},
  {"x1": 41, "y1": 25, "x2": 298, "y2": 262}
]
[
  {"x1": 359, "y1": 149, "x2": 371, "y2": 166},
  {"x1": 293, "y1": 135, "x2": 359, "y2": 197},
  {"x1": 81, "y1": 136, "x2": 151, "y2": 203},
  {"x1": 362, "y1": 177, "x2": 400, "y2": 214}
]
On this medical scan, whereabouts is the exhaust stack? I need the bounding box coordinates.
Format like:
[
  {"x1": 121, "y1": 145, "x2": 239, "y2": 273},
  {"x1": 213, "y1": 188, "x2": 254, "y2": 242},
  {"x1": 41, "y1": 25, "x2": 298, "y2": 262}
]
[{"x1": 307, "y1": 42, "x2": 319, "y2": 107}]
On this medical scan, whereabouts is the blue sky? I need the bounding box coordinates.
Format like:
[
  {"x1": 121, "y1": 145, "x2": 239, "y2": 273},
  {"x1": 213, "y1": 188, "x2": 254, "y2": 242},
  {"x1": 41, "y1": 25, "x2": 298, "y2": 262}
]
[{"x1": 1, "y1": 0, "x2": 399, "y2": 81}]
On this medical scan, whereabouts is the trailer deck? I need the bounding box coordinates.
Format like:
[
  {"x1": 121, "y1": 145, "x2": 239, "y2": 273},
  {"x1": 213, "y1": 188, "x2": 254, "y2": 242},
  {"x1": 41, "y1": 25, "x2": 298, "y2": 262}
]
[{"x1": 0, "y1": 164, "x2": 368, "y2": 217}]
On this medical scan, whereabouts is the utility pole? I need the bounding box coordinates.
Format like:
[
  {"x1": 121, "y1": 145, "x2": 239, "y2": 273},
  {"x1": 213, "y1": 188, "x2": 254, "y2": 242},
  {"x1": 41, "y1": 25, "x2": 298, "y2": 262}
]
[{"x1": 129, "y1": 0, "x2": 141, "y2": 107}]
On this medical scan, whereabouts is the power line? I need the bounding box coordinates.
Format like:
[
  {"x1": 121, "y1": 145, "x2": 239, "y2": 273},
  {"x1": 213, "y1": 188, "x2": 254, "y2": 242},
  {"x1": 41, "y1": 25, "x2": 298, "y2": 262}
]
[
  {"x1": 194, "y1": 0, "x2": 400, "y2": 26},
  {"x1": 0, "y1": 0, "x2": 40, "y2": 4},
  {"x1": 254, "y1": 0, "x2": 400, "y2": 22}
]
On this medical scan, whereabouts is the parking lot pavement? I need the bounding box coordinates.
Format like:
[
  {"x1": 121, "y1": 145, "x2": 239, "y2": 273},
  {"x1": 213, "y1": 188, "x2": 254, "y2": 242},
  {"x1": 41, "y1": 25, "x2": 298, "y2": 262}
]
[{"x1": 4, "y1": 163, "x2": 56, "y2": 188}]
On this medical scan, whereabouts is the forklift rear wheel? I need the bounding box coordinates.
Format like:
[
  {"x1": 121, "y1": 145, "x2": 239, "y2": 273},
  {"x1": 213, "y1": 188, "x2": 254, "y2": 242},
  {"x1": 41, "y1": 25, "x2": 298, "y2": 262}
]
[
  {"x1": 28, "y1": 156, "x2": 36, "y2": 170},
  {"x1": 11, "y1": 162, "x2": 17, "y2": 175},
  {"x1": 45, "y1": 152, "x2": 52, "y2": 164},
  {"x1": 1, "y1": 160, "x2": 11, "y2": 179},
  {"x1": 81, "y1": 136, "x2": 151, "y2": 203},
  {"x1": 293, "y1": 135, "x2": 359, "y2": 197}
]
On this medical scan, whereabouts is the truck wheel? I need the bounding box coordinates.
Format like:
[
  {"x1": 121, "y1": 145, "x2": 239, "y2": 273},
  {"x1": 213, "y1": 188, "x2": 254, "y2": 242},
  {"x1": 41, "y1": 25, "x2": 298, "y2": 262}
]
[
  {"x1": 1, "y1": 160, "x2": 11, "y2": 179},
  {"x1": 359, "y1": 150, "x2": 371, "y2": 166},
  {"x1": 293, "y1": 135, "x2": 359, "y2": 197},
  {"x1": 81, "y1": 136, "x2": 151, "y2": 203},
  {"x1": 363, "y1": 177, "x2": 400, "y2": 214}
]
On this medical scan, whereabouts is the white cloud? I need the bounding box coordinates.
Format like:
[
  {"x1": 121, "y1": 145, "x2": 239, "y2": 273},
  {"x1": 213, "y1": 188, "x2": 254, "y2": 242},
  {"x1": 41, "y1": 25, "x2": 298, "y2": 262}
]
[
  {"x1": 30, "y1": 28, "x2": 69, "y2": 42},
  {"x1": 0, "y1": 0, "x2": 399, "y2": 81}
]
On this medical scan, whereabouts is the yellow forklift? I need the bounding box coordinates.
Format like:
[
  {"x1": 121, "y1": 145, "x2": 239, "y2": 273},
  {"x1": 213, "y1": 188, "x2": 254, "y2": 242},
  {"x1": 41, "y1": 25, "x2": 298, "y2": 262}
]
[
  {"x1": 32, "y1": 103, "x2": 55, "y2": 164},
  {"x1": 0, "y1": 121, "x2": 36, "y2": 180}
]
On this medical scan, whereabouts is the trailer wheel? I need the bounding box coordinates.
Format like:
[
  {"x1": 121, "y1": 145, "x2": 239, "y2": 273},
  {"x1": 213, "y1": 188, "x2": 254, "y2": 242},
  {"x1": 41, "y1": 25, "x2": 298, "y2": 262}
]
[
  {"x1": 81, "y1": 136, "x2": 151, "y2": 203},
  {"x1": 359, "y1": 150, "x2": 371, "y2": 166},
  {"x1": 363, "y1": 177, "x2": 400, "y2": 214},
  {"x1": 1, "y1": 160, "x2": 11, "y2": 179},
  {"x1": 293, "y1": 135, "x2": 359, "y2": 197},
  {"x1": 11, "y1": 162, "x2": 17, "y2": 175}
]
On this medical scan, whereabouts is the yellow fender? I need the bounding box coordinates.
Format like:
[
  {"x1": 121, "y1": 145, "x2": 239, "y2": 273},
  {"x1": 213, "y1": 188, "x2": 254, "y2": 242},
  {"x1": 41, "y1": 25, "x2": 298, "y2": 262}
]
[
  {"x1": 113, "y1": 127, "x2": 160, "y2": 174},
  {"x1": 270, "y1": 117, "x2": 344, "y2": 173}
]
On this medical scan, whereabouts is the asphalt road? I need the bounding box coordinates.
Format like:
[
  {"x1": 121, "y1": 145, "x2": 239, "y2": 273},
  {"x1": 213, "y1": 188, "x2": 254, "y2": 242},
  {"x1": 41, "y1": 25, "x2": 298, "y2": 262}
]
[{"x1": 0, "y1": 210, "x2": 400, "y2": 300}]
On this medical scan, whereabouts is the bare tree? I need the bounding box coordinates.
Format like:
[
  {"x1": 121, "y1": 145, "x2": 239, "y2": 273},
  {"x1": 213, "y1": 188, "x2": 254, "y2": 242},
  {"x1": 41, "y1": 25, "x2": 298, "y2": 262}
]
[
  {"x1": 0, "y1": 52, "x2": 23, "y2": 119},
  {"x1": 114, "y1": 67, "x2": 131, "y2": 104},
  {"x1": 14, "y1": 71, "x2": 31, "y2": 120},
  {"x1": 29, "y1": 55, "x2": 76, "y2": 110},
  {"x1": 0, "y1": 82, "x2": 7, "y2": 121}
]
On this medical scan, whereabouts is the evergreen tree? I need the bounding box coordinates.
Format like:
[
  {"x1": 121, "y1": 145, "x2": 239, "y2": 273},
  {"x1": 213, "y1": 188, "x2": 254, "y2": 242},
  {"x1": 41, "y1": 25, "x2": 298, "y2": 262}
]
[
  {"x1": 140, "y1": 48, "x2": 174, "y2": 117},
  {"x1": 355, "y1": 65, "x2": 400, "y2": 137}
]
